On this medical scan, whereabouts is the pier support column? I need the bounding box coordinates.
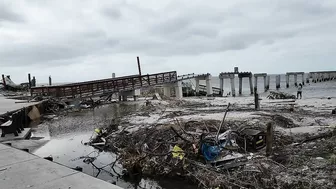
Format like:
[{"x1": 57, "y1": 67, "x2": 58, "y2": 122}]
[
  {"x1": 302, "y1": 73, "x2": 305, "y2": 85},
  {"x1": 254, "y1": 76, "x2": 258, "y2": 91},
  {"x1": 163, "y1": 85, "x2": 171, "y2": 97},
  {"x1": 239, "y1": 77, "x2": 243, "y2": 95},
  {"x1": 230, "y1": 75, "x2": 236, "y2": 97},
  {"x1": 306, "y1": 73, "x2": 310, "y2": 84},
  {"x1": 313, "y1": 73, "x2": 317, "y2": 83},
  {"x1": 276, "y1": 75, "x2": 280, "y2": 90},
  {"x1": 294, "y1": 74, "x2": 298, "y2": 87},
  {"x1": 195, "y1": 78, "x2": 200, "y2": 95},
  {"x1": 219, "y1": 78, "x2": 224, "y2": 96},
  {"x1": 249, "y1": 76, "x2": 253, "y2": 95},
  {"x1": 286, "y1": 74, "x2": 289, "y2": 88},
  {"x1": 175, "y1": 81, "x2": 183, "y2": 98},
  {"x1": 206, "y1": 75, "x2": 213, "y2": 96}
]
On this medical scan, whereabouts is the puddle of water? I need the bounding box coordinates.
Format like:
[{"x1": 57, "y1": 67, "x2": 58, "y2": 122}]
[
  {"x1": 33, "y1": 132, "x2": 133, "y2": 188},
  {"x1": 31, "y1": 102, "x2": 197, "y2": 189}
]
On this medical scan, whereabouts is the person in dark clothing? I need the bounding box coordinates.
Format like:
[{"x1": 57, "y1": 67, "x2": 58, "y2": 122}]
[{"x1": 297, "y1": 83, "x2": 303, "y2": 99}]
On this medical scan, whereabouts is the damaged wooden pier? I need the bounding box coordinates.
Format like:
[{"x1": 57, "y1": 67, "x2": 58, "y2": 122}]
[{"x1": 30, "y1": 71, "x2": 178, "y2": 98}]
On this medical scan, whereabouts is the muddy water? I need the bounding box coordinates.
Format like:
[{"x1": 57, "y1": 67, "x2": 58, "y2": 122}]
[{"x1": 31, "y1": 102, "x2": 196, "y2": 189}]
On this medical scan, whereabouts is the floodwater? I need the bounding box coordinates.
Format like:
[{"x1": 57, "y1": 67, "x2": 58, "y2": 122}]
[{"x1": 31, "y1": 102, "x2": 196, "y2": 189}]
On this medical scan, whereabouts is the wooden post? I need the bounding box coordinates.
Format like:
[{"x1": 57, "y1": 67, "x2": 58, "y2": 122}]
[
  {"x1": 28, "y1": 74, "x2": 32, "y2": 89},
  {"x1": 266, "y1": 122, "x2": 273, "y2": 157},
  {"x1": 249, "y1": 75, "x2": 253, "y2": 95},
  {"x1": 49, "y1": 76, "x2": 52, "y2": 86},
  {"x1": 254, "y1": 88, "x2": 259, "y2": 110},
  {"x1": 2, "y1": 74, "x2": 6, "y2": 89},
  {"x1": 254, "y1": 76, "x2": 258, "y2": 91}
]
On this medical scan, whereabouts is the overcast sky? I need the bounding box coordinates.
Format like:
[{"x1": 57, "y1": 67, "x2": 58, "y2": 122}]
[{"x1": 1, "y1": 0, "x2": 336, "y2": 83}]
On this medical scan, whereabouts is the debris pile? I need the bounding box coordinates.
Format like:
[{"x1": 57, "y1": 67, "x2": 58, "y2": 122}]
[
  {"x1": 267, "y1": 91, "x2": 296, "y2": 99},
  {"x1": 80, "y1": 99, "x2": 336, "y2": 189}
]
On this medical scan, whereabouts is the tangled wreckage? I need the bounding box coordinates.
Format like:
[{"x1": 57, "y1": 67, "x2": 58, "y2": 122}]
[{"x1": 83, "y1": 100, "x2": 336, "y2": 189}]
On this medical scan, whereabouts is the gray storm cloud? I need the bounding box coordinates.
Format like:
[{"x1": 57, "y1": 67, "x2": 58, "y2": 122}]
[{"x1": 0, "y1": 0, "x2": 335, "y2": 83}]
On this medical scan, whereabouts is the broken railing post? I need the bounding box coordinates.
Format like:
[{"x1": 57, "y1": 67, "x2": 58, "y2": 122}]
[{"x1": 266, "y1": 122, "x2": 273, "y2": 157}]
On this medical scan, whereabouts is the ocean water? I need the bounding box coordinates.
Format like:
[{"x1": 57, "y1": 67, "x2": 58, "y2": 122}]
[
  {"x1": 189, "y1": 75, "x2": 336, "y2": 99},
  {"x1": 35, "y1": 74, "x2": 336, "y2": 99}
]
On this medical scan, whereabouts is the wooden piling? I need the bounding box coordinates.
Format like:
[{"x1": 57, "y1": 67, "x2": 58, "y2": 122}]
[{"x1": 266, "y1": 122, "x2": 273, "y2": 157}]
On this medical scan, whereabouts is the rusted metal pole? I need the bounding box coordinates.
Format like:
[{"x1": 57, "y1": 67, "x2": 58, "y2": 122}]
[
  {"x1": 266, "y1": 122, "x2": 273, "y2": 157},
  {"x1": 137, "y1": 56, "x2": 142, "y2": 76},
  {"x1": 2, "y1": 74, "x2": 6, "y2": 89}
]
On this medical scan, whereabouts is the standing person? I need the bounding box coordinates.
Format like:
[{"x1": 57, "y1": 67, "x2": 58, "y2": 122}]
[{"x1": 297, "y1": 83, "x2": 303, "y2": 99}]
